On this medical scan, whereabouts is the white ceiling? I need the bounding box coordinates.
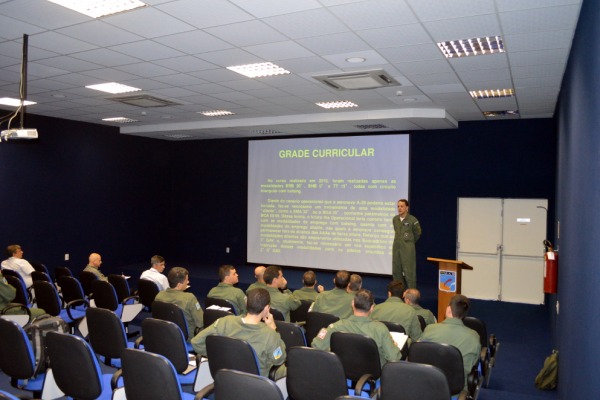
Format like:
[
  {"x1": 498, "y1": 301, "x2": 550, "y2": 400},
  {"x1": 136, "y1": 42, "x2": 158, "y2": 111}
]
[{"x1": 0, "y1": 0, "x2": 582, "y2": 140}]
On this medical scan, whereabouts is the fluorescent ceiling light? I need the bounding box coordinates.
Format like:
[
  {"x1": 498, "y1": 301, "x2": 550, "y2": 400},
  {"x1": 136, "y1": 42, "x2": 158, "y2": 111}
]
[
  {"x1": 102, "y1": 117, "x2": 138, "y2": 123},
  {"x1": 0, "y1": 97, "x2": 36, "y2": 106},
  {"x1": 316, "y1": 101, "x2": 358, "y2": 109},
  {"x1": 483, "y1": 110, "x2": 519, "y2": 117},
  {"x1": 198, "y1": 110, "x2": 235, "y2": 117},
  {"x1": 438, "y1": 36, "x2": 504, "y2": 58},
  {"x1": 164, "y1": 134, "x2": 194, "y2": 139},
  {"x1": 469, "y1": 89, "x2": 514, "y2": 99},
  {"x1": 47, "y1": 0, "x2": 147, "y2": 18},
  {"x1": 86, "y1": 82, "x2": 141, "y2": 94},
  {"x1": 227, "y1": 62, "x2": 290, "y2": 78},
  {"x1": 251, "y1": 129, "x2": 282, "y2": 135}
]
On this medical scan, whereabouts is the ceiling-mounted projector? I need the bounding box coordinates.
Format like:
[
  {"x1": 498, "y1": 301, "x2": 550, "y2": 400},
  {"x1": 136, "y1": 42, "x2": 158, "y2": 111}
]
[{"x1": 1, "y1": 128, "x2": 38, "y2": 140}]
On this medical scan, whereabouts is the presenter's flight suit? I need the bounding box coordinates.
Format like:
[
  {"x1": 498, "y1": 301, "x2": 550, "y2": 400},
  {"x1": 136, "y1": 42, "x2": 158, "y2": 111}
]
[{"x1": 392, "y1": 213, "x2": 421, "y2": 288}]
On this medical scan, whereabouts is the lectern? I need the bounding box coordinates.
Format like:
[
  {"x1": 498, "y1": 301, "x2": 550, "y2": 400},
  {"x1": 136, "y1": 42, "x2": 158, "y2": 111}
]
[{"x1": 427, "y1": 257, "x2": 473, "y2": 322}]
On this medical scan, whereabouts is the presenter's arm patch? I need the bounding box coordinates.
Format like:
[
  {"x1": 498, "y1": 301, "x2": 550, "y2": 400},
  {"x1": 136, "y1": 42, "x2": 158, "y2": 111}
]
[{"x1": 273, "y1": 346, "x2": 283, "y2": 360}]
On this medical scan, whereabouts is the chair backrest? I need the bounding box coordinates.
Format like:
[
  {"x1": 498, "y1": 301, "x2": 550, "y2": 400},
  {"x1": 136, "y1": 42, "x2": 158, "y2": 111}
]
[
  {"x1": 205, "y1": 297, "x2": 238, "y2": 315},
  {"x1": 0, "y1": 318, "x2": 36, "y2": 380},
  {"x1": 57, "y1": 276, "x2": 86, "y2": 303},
  {"x1": 203, "y1": 308, "x2": 233, "y2": 329},
  {"x1": 270, "y1": 308, "x2": 285, "y2": 321},
  {"x1": 380, "y1": 361, "x2": 450, "y2": 400},
  {"x1": 290, "y1": 300, "x2": 312, "y2": 323},
  {"x1": 137, "y1": 279, "x2": 160, "y2": 309},
  {"x1": 463, "y1": 316, "x2": 488, "y2": 349},
  {"x1": 141, "y1": 318, "x2": 189, "y2": 373},
  {"x1": 31, "y1": 271, "x2": 51, "y2": 283},
  {"x1": 79, "y1": 270, "x2": 99, "y2": 297},
  {"x1": 54, "y1": 266, "x2": 73, "y2": 282},
  {"x1": 151, "y1": 300, "x2": 190, "y2": 341},
  {"x1": 45, "y1": 331, "x2": 104, "y2": 400},
  {"x1": 417, "y1": 315, "x2": 427, "y2": 331},
  {"x1": 274, "y1": 320, "x2": 307, "y2": 348},
  {"x1": 381, "y1": 320, "x2": 408, "y2": 358},
  {"x1": 32, "y1": 280, "x2": 62, "y2": 316},
  {"x1": 91, "y1": 280, "x2": 119, "y2": 311},
  {"x1": 304, "y1": 311, "x2": 339, "y2": 346},
  {"x1": 86, "y1": 307, "x2": 128, "y2": 361},
  {"x1": 205, "y1": 335, "x2": 260, "y2": 378},
  {"x1": 408, "y1": 341, "x2": 465, "y2": 395},
  {"x1": 4, "y1": 274, "x2": 29, "y2": 306},
  {"x1": 121, "y1": 348, "x2": 187, "y2": 400},
  {"x1": 1, "y1": 268, "x2": 23, "y2": 282},
  {"x1": 29, "y1": 262, "x2": 50, "y2": 275},
  {"x1": 330, "y1": 332, "x2": 382, "y2": 381},
  {"x1": 215, "y1": 369, "x2": 283, "y2": 400},
  {"x1": 108, "y1": 274, "x2": 131, "y2": 303},
  {"x1": 286, "y1": 346, "x2": 349, "y2": 400}
]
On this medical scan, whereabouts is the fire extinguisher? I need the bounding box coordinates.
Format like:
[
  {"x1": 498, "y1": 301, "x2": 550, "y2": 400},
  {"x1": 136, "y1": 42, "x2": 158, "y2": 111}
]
[{"x1": 543, "y1": 239, "x2": 558, "y2": 294}]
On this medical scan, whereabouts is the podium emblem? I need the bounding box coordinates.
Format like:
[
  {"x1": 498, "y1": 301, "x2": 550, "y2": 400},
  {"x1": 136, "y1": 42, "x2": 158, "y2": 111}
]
[{"x1": 439, "y1": 270, "x2": 456, "y2": 293}]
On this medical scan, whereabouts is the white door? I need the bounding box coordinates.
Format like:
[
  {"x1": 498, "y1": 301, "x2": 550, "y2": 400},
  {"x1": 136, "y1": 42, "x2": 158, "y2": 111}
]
[{"x1": 457, "y1": 198, "x2": 547, "y2": 304}]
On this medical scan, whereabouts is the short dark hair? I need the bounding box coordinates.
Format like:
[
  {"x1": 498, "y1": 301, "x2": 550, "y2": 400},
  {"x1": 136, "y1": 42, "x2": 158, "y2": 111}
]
[
  {"x1": 302, "y1": 270, "x2": 316, "y2": 286},
  {"x1": 348, "y1": 274, "x2": 362, "y2": 291},
  {"x1": 398, "y1": 199, "x2": 409, "y2": 207},
  {"x1": 218, "y1": 264, "x2": 235, "y2": 281},
  {"x1": 263, "y1": 265, "x2": 281, "y2": 285},
  {"x1": 353, "y1": 289, "x2": 374, "y2": 312},
  {"x1": 449, "y1": 294, "x2": 470, "y2": 319},
  {"x1": 151, "y1": 255, "x2": 164, "y2": 266},
  {"x1": 387, "y1": 280, "x2": 405, "y2": 298},
  {"x1": 167, "y1": 267, "x2": 188, "y2": 288},
  {"x1": 334, "y1": 270, "x2": 351, "y2": 289},
  {"x1": 246, "y1": 288, "x2": 270, "y2": 314}
]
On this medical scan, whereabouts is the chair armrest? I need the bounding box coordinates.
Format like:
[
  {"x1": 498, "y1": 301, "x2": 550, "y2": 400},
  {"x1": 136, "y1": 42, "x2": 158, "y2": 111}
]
[
  {"x1": 1, "y1": 303, "x2": 32, "y2": 325},
  {"x1": 65, "y1": 299, "x2": 89, "y2": 321},
  {"x1": 355, "y1": 373, "x2": 375, "y2": 395},
  {"x1": 195, "y1": 383, "x2": 214, "y2": 399},
  {"x1": 268, "y1": 364, "x2": 286, "y2": 381},
  {"x1": 111, "y1": 369, "x2": 123, "y2": 390},
  {"x1": 123, "y1": 295, "x2": 140, "y2": 305},
  {"x1": 134, "y1": 336, "x2": 144, "y2": 349}
]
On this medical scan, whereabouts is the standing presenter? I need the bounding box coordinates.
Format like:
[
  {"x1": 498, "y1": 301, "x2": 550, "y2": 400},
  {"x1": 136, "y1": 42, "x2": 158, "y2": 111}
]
[{"x1": 392, "y1": 199, "x2": 422, "y2": 288}]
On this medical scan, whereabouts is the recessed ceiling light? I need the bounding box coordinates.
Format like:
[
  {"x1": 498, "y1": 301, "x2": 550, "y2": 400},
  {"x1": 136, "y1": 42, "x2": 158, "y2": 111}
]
[
  {"x1": 470, "y1": 89, "x2": 514, "y2": 99},
  {"x1": 86, "y1": 82, "x2": 141, "y2": 94},
  {"x1": 251, "y1": 129, "x2": 282, "y2": 135},
  {"x1": 316, "y1": 101, "x2": 358, "y2": 109},
  {"x1": 346, "y1": 57, "x2": 366, "y2": 63},
  {"x1": 52, "y1": 94, "x2": 66, "y2": 99},
  {"x1": 438, "y1": 36, "x2": 504, "y2": 58},
  {"x1": 483, "y1": 110, "x2": 519, "y2": 117},
  {"x1": 403, "y1": 98, "x2": 417, "y2": 102},
  {"x1": 227, "y1": 62, "x2": 290, "y2": 78},
  {"x1": 0, "y1": 97, "x2": 36, "y2": 106},
  {"x1": 102, "y1": 117, "x2": 138, "y2": 123},
  {"x1": 47, "y1": 0, "x2": 147, "y2": 18},
  {"x1": 355, "y1": 124, "x2": 388, "y2": 130},
  {"x1": 198, "y1": 110, "x2": 235, "y2": 117}
]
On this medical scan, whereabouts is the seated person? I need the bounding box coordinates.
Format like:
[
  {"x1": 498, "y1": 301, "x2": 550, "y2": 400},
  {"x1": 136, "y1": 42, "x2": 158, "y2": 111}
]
[
  {"x1": 403, "y1": 288, "x2": 436, "y2": 326},
  {"x1": 292, "y1": 270, "x2": 324, "y2": 302},
  {"x1": 155, "y1": 267, "x2": 204, "y2": 340},
  {"x1": 420, "y1": 294, "x2": 481, "y2": 389},
  {"x1": 311, "y1": 270, "x2": 355, "y2": 318},
  {"x1": 312, "y1": 289, "x2": 402, "y2": 366},
  {"x1": 246, "y1": 265, "x2": 267, "y2": 293},
  {"x1": 192, "y1": 288, "x2": 286, "y2": 378},
  {"x1": 83, "y1": 253, "x2": 108, "y2": 282},
  {"x1": 1, "y1": 244, "x2": 35, "y2": 288},
  {"x1": 206, "y1": 264, "x2": 246, "y2": 315},
  {"x1": 371, "y1": 280, "x2": 422, "y2": 341},
  {"x1": 347, "y1": 273, "x2": 362, "y2": 294},
  {"x1": 264, "y1": 265, "x2": 301, "y2": 322},
  {"x1": 0, "y1": 270, "x2": 45, "y2": 318},
  {"x1": 140, "y1": 255, "x2": 169, "y2": 291}
]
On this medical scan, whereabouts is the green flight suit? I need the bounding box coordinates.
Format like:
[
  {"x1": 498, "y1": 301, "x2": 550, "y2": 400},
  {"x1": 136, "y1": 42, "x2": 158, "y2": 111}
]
[
  {"x1": 292, "y1": 287, "x2": 318, "y2": 302},
  {"x1": 246, "y1": 281, "x2": 267, "y2": 294},
  {"x1": 0, "y1": 272, "x2": 45, "y2": 318},
  {"x1": 311, "y1": 287, "x2": 354, "y2": 319},
  {"x1": 410, "y1": 303, "x2": 437, "y2": 326},
  {"x1": 266, "y1": 286, "x2": 300, "y2": 322},
  {"x1": 191, "y1": 315, "x2": 286, "y2": 378},
  {"x1": 311, "y1": 315, "x2": 401, "y2": 366},
  {"x1": 371, "y1": 297, "x2": 423, "y2": 341},
  {"x1": 207, "y1": 282, "x2": 247, "y2": 315},
  {"x1": 392, "y1": 213, "x2": 421, "y2": 288},
  {"x1": 155, "y1": 288, "x2": 204, "y2": 340},
  {"x1": 83, "y1": 265, "x2": 108, "y2": 282}
]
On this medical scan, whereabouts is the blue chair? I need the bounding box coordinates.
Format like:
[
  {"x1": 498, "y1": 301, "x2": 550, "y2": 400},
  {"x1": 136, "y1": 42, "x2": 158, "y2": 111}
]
[
  {"x1": 152, "y1": 300, "x2": 196, "y2": 353},
  {"x1": 45, "y1": 331, "x2": 122, "y2": 400},
  {"x1": 86, "y1": 307, "x2": 137, "y2": 368},
  {"x1": 31, "y1": 280, "x2": 87, "y2": 331},
  {"x1": 379, "y1": 361, "x2": 450, "y2": 400},
  {"x1": 91, "y1": 280, "x2": 142, "y2": 335},
  {"x1": 0, "y1": 318, "x2": 46, "y2": 398},
  {"x1": 0, "y1": 390, "x2": 21, "y2": 400},
  {"x1": 211, "y1": 369, "x2": 283, "y2": 400}
]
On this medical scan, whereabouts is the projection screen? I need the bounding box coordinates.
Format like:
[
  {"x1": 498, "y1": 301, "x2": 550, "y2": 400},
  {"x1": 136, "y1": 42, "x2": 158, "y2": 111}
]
[{"x1": 248, "y1": 134, "x2": 409, "y2": 275}]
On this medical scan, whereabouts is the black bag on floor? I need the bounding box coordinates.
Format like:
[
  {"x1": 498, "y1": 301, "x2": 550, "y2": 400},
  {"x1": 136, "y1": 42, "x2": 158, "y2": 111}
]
[
  {"x1": 24, "y1": 314, "x2": 69, "y2": 377},
  {"x1": 535, "y1": 350, "x2": 558, "y2": 390}
]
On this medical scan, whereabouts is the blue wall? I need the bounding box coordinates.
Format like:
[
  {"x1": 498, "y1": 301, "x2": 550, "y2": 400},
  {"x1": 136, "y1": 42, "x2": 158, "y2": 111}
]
[{"x1": 555, "y1": 0, "x2": 600, "y2": 396}]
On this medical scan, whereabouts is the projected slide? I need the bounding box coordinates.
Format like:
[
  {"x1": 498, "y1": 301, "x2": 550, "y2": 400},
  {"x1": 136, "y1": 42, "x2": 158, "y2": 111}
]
[{"x1": 248, "y1": 135, "x2": 409, "y2": 275}]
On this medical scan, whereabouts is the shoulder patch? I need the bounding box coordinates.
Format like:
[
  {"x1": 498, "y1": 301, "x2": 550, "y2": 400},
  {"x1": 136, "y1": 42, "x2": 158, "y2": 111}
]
[
  {"x1": 195, "y1": 302, "x2": 201, "y2": 310},
  {"x1": 317, "y1": 327, "x2": 328, "y2": 340},
  {"x1": 273, "y1": 346, "x2": 283, "y2": 360}
]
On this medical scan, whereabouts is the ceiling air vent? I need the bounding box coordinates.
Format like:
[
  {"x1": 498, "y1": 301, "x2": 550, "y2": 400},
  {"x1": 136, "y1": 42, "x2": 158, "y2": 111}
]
[
  {"x1": 313, "y1": 69, "x2": 400, "y2": 90},
  {"x1": 355, "y1": 124, "x2": 389, "y2": 130},
  {"x1": 110, "y1": 94, "x2": 180, "y2": 107}
]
